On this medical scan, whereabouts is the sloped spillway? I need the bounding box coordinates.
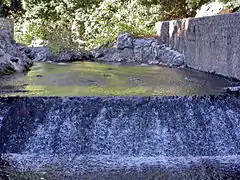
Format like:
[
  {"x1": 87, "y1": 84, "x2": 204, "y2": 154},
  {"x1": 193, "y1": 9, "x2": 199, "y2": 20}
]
[{"x1": 0, "y1": 96, "x2": 240, "y2": 179}]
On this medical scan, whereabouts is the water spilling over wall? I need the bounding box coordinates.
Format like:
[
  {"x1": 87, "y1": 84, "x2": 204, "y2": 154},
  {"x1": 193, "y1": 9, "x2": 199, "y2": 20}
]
[{"x1": 0, "y1": 96, "x2": 240, "y2": 157}]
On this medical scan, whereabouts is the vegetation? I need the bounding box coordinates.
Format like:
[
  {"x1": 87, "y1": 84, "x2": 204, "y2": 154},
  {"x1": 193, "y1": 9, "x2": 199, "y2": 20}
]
[
  {"x1": 1, "y1": 0, "x2": 240, "y2": 51},
  {"x1": 0, "y1": 0, "x2": 22, "y2": 17}
]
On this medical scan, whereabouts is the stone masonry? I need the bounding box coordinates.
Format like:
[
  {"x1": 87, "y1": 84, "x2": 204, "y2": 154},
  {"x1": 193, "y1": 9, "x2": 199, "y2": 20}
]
[{"x1": 156, "y1": 13, "x2": 240, "y2": 80}]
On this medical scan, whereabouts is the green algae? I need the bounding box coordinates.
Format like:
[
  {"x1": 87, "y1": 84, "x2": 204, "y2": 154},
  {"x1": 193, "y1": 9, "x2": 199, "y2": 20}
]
[{"x1": 0, "y1": 61, "x2": 237, "y2": 96}]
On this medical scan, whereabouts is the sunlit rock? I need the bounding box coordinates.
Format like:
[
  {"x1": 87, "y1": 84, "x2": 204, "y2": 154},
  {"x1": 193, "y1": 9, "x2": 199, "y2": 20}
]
[
  {"x1": 93, "y1": 32, "x2": 185, "y2": 66},
  {"x1": 0, "y1": 30, "x2": 32, "y2": 76}
]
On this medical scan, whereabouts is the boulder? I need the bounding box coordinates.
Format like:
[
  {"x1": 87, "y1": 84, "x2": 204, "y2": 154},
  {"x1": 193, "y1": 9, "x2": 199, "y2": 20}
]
[
  {"x1": 117, "y1": 32, "x2": 134, "y2": 50},
  {"x1": 0, "y1": 30, "x2": 32, "y2": 76},
  {"x1": 92, "y1": 32, "x2": 185, "y2": 66},
  {"x1": 53, "y1": 50, "x2": 93, "y2": 62},
  {"x1": 225, "y1": 86, "x2": 240, "y2": 95},
  {"x1": 19, "y1": 46, "x2": 54, "y2": 62},
  {"x1": 21, "y1": 46, "x2": 93, "y2": 63}
]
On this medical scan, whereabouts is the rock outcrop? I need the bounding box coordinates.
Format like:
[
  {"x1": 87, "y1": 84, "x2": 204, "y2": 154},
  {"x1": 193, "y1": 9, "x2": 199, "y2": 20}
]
[
  {"x1": 92, "y1": 32, "x2": 185, "y2": 66},
  {"x1": 16, "y1": 32, "x2": 184, "y2": 66},
  {"x1": 0, "y1": 30, "x2": 32, "y2": 76},
  {"x1": 20, "y1": 46, "x2": 93, "y2": 63},
  {"x1": 18, "y1": 46, "x2": 53, "y2": 62},
  {"x1": 52, "y1": 50, "x2": 93, "y2": 62}
]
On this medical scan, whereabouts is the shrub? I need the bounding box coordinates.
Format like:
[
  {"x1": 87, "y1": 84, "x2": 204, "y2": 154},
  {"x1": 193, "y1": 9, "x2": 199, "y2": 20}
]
[{"x1": 16, "y1": 0, "x2": 232, "y2": 50}]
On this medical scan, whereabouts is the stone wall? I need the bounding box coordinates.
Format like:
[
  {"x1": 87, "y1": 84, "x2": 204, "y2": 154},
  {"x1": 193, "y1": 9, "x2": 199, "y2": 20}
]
[
  {"x1": 0, "y1": 18, "x2": 13, "y2": 35},
  {"x1": 156, "y1": 13, "x2": 240, "y2": 80}
]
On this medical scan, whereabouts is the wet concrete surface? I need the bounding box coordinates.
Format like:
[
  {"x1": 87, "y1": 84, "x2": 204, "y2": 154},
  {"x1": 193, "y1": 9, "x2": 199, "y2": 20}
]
[
  {"x1": 0, "y1": 62, "x2": 238, "y2": 96},
  {"x1": 0, "y1": 96, "x2": 240, "y2": 179},
  {"x1": 3, "y1": 154, "x2": 240, "y2": 180}
]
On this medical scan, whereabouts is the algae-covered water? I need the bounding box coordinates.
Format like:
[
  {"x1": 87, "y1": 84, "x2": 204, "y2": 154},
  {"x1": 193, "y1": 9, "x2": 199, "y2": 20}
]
[{"x1": 0, "y1": 62, "x2": 237, "y2": 96}]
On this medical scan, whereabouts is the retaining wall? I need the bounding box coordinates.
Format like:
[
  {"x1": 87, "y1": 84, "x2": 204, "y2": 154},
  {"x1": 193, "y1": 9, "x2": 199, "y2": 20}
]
[{"x1": 156, "y1": 13, "x2": 240, "y2": 80}]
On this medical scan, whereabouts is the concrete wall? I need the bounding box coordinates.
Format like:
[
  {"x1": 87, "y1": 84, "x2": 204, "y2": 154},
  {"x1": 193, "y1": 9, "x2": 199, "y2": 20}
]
[
  {"x1": 156, "y1": 13, "x2": 240, "y2": 80},
  {"x1": 0, "y1": 18, "x2": 14, "y2": 35}
]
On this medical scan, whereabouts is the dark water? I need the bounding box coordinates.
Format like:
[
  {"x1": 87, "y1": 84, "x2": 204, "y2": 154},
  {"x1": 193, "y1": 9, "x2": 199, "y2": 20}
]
[{"x1": 0, "y1": 62, "x2": 237, "y2": 96}]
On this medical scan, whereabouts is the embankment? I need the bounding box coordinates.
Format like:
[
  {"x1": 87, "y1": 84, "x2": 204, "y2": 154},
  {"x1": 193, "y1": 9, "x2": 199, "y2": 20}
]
[{"x1": 156, "y1": 13, "x2": 240, "y2": 80}]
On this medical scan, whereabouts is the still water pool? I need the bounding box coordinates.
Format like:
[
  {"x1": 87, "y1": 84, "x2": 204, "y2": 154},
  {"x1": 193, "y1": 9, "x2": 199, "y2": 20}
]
[{"x1": 0, "y1": 61, "x2": 236, "y2": 96}]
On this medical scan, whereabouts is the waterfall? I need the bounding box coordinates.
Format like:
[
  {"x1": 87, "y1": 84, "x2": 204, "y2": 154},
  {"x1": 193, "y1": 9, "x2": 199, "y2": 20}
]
[{"x1": 0, "y1": 96, "x2": 239, "y2": 157}]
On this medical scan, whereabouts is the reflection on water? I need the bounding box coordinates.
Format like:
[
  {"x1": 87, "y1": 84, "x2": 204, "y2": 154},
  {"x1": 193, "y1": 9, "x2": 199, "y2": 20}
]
[{"x1": 0, "y1": 62, "x2": 236, "y2": 96}]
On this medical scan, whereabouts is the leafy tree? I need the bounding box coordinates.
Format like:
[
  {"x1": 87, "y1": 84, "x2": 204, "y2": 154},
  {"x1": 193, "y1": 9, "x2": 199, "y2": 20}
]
[
  {"x1": 21, "y1": 0, "x2": 102, "y2": 20},
  {"x1": 0, "y1": 0, "x2": 22, "y2": 17},
  {"x1": 138, "y1": 0, "x2": 212, "y2": 19},
  {"x1": 219, "y1": 0, "x2": 240, "y2": 11},
  {"x1": 14, "y1": 0, "x2": 239, "y2": 51}
]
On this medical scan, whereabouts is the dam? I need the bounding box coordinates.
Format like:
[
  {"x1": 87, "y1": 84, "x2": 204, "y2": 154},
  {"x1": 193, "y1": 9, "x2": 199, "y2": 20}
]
[
  {"x1": 0, "y1": 13, "x2": 240, "y2": 180},
  {"x1": 0, "y1": 62, "x2": 240, "y2": 179},
  {"x1": 0, "y1": 95, "x2": 240, "y2": 179}
]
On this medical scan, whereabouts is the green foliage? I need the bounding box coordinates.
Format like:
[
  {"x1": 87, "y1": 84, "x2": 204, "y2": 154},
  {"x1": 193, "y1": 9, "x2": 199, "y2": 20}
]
[
  {"x1": 77, "y1": 0, "x2": 162, "y2": 48},
  {"x1": 15, "y1": 19, "x2": 45, "y2": 45},
  {"x1": 219, "y1": 0, "x2": 240, "y2": 11},
  {"x1": 15, "y1": 18, "x2": 81, "y2": 53},
  {"x1": 15, "y1": 0, "x2": 163, "y2": 50},
  {"x1": 138, "y1": 0, "x2": 212, "y2": 19},
  {"x1": 0, "y1": 0, "x2": 11, "y2": 17},
  {"x1": 14, "y1": 0, "x2": 238, "y2": 51},
  {"x1": 21, "y1": 0, "x2": 101, "y2": 20},
  {"x1": 0, "y1": 0, "x2": 22, "y2": 17}
]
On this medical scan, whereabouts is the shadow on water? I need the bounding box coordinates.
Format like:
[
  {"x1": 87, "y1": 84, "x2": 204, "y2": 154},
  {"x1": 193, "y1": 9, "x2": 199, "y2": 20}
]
[{"x1": 0, "y1": 62, "x2": 237, "y2": 96}]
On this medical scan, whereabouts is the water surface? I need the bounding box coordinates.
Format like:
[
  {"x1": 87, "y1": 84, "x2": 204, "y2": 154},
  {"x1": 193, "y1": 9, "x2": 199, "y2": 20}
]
[{"x1": 0, "y1": 62, "x2": 236, "y2": 96}]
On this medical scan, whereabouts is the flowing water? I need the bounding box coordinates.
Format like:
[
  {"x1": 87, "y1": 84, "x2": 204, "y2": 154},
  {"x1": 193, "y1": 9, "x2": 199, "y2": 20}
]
[
  {"x1": 0, "y1": 62, "x2": 237, "y2": 96},
  {"x1": 0, "y1": 96, "x2": 240, "y2": 179},
  {"x1": 0, "y1": 62, "x2": 240, "y2": 179}
]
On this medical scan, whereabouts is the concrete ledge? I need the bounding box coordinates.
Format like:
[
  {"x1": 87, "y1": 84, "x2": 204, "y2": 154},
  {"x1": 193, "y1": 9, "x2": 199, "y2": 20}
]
[
  {"x1": 0, "y1": 96, "x2": 240, "y2": 179},
  {"x1": 156, "y1": 13, "x2": 240, "y2": 80}
]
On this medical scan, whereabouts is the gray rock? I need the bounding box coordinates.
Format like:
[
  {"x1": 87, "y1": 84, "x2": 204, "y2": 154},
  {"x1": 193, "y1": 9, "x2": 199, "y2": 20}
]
[
  {"x1": 133, "y1": 38, "x2": 155, "y2": 48},
  {"x1": 23, "y1": 46, "x2": 54, "y2": 62},
  {"x1": 0, "y1": 48, "x2": 5, "y2": 57},
  {"x1": 93, "y1": 32, "x2": 185, "y2": 67},
  {"x1": 225, "y1": 86, "x2": 240, "y2": 94},
  {"x1": 117, "y1": 32, "x2": 133, "y2": 50},
  {"x1": 21, "y1": 45, "x2": 94, "y2": 63},
  {"x1": 160, "y1": 49, "x2": 185, "y2": 66},
  {"x1": 53, "y1": 50, "x2": 93, "y2": 62},
  {"x1": 0, "y1": 30, "x2": 32, "y2": 76},
  {"x1": 92, "y1": 48, "x2": 118, "y2": 61}
]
